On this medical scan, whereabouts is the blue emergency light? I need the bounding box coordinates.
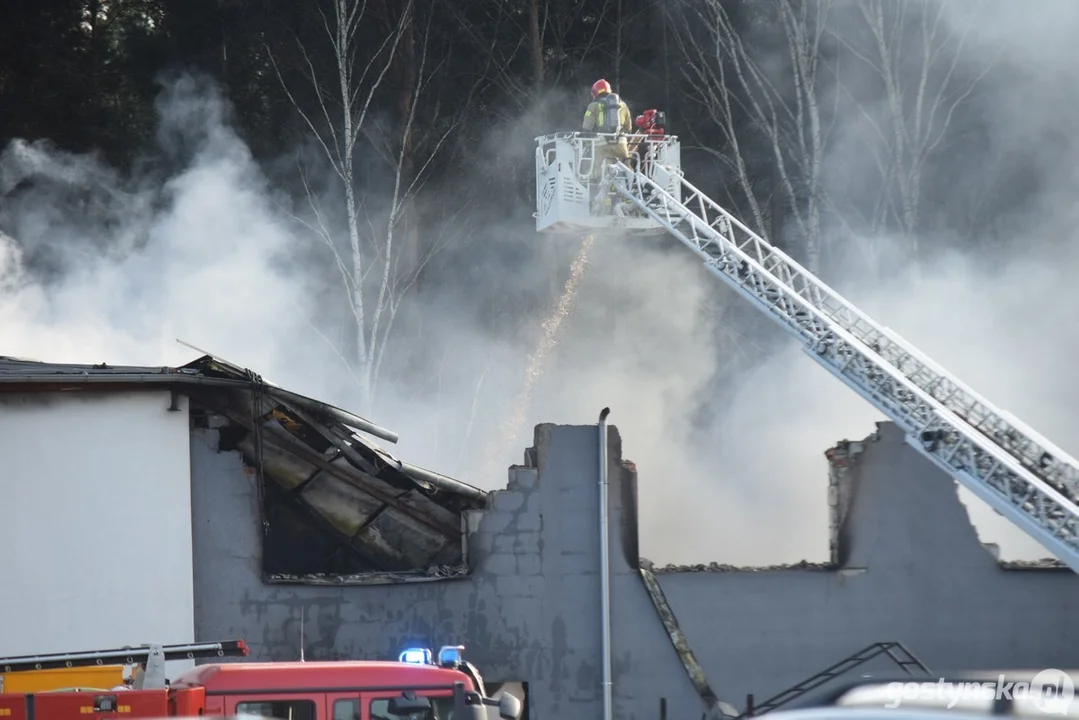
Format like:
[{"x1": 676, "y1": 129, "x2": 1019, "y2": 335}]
[
  {"x1": 399, "y1": 647, "x2": 432, "y2": 664},
  {"x1": 437, "y1": 645, "x2": 464, "y2": 666}
]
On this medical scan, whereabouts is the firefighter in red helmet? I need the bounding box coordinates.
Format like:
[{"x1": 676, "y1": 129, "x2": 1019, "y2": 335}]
[
  {"x1": 629, "y1": 108, "x2": 666, "y2": 179},
  {"x1": 582, "y1": 78, "x2": 632, "y2": 179},
  {"x1": 634, "y1": 109, "x2": 665, "y2": 136}
]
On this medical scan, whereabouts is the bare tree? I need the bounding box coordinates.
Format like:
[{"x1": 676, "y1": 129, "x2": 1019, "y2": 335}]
[
  {"x1": 829, "y1": 0, "x2": 999, "y2": 258},
  {"x1": 269, "y1": 0, "x2": 463, "y2": 409},
  {"x1": 529, "y1": 0, "x2": 544, "y2": 87},
  {"x1": 673, "y1": 0, "x2": 836, "y2": 273}
]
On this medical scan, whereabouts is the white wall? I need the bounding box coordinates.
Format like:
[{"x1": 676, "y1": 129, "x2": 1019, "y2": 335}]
[{"x1": 0, "y1": 390, "x2": 194, "y2": 660}]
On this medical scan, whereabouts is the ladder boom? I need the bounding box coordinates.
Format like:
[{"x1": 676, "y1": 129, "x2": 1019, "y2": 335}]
[
  {"x1": 0, "y1": 640, "x2": 248, "y2": 673},
  {"x1": 622, "y1": 165, "x2": 1079, "y2": 503},
  {"x1": 606, "y1": 162, "x2": 1079, "y2": 572}
]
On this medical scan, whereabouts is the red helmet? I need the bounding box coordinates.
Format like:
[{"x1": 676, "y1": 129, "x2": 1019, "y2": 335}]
[
  {"x1": 635, "y1": 109, "x2": 657, "y2": 129},
  {"x1": 591, "y1": 79, "x2": 611, "y2": 99}
]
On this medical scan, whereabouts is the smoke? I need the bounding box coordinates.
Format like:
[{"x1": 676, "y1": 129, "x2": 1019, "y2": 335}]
[
  {"x1": 3, "y1": 0, "x2": 1079, "y2": 571},
  {"x1": 620, "y1": 0, "x2": 1079, "y2": 565},
  {"x1": 474, "y1": 0, "x2": 1079, "y2": 566},
  {"x1": 479, "y1": 234, "x2": 596, "y2": 481},
  {"x1": 0, "y1": 78, "x2": 323, "y2": 387}
]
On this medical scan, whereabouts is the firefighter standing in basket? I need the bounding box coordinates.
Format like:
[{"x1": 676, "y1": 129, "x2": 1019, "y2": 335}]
[
  {"x1": 630, "y1": 108, "x2": 666, "y2": 180},
  {"x1": 582, "y1": 79, "x2": 632, "y2": 179}
]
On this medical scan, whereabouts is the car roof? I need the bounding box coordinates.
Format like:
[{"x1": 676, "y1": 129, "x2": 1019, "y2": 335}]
[
  {"x1": 764, "y1": 709, "x2": 1013, "y2": 720},
  {"x1": 788, "y1": 674, "x2": 1079, "y2": 718}
]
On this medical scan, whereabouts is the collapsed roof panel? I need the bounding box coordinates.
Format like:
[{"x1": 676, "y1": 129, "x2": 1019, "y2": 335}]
[{"x1": 0, "y1": 352, "x2": 488, "y2": 583}]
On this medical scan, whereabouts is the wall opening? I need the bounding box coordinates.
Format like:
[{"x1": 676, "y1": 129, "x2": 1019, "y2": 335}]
[{"x1": 200, "y1": 396, "x2": 477, "y2": 584}]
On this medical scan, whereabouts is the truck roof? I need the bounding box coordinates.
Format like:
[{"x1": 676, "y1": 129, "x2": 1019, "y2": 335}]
[{"x1": 171, "y1": 661, "x2": 476, "y2": 694}]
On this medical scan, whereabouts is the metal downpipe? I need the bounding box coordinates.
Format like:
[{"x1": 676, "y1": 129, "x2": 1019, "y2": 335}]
[{"x1": 598, "y1": 407, "x2": 613, "y2": 720}]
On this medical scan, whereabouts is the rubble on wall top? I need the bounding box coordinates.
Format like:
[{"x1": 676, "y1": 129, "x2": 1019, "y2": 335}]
[
  {"x1": 1000, "y1": 558, "x2": 1068, "y2": 570},
  {"x1": 268, "y1": 564, "x2": 472, "y2": 585},
  {"x1": 647, "y1": 557, "x2": 1070, "y2": 573},
  {"x1": 644, "y1": 558, "x2": 836, "y2": 574}
]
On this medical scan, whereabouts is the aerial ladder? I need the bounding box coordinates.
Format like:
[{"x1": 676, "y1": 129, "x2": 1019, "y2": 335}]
[
  {"x1": 534, "y1": 124, "x2": 1079, "y2": 574},
  {"x1": 0, "y1": 640, "x2": 248, "y2": 692}
]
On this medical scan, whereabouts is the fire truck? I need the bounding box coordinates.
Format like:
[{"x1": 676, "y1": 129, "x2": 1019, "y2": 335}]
[{"x1": 0, "y1": 640, "x2": 522, "y2": 720}]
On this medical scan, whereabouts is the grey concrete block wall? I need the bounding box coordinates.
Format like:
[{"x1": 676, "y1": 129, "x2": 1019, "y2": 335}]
[
  {"x1": 605, "y1": 435, "x2": 715, "y2": 720},
  {"x1": 191, "y1": 421, "x2": 644, "y2": 720},
  {"x1": 190, "y1": 416, "x2": 1079, "y2": 720},
  {"x1": 655, "y1": 422, "x2": 1079, "y2": 711}
]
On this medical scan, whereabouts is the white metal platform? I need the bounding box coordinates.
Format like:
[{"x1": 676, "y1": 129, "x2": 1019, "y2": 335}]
[{"x1": 534, "y1": 132, "x2": 683, "y2": 236}]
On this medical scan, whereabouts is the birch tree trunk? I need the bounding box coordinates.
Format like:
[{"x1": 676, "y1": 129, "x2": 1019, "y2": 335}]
[
  {"x1": 529, "y1": 0, "x2": 544, "y2": 88},
  {"x1": 835, "y1": 0, "x2": 998, "y2": 259},
  {"x1": 673, "y1": 0, "x2": 833, "y2": 274},
  {"x1": 269, "y1": 0, "x2": 415, "y2": 409}
]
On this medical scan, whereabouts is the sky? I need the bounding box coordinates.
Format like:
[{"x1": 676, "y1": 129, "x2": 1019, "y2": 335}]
[{"x1": 3, "y1": 0, "x2": 1079, "y2": 568}]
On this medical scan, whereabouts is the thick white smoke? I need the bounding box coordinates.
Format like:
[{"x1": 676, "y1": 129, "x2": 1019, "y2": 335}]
[
  {"x1": 3, "y1": 0, "x2": 1079, "y2": 570},
  {"x1": 498, "y1": 0, "x2": 1079, "y2": 565},
  {"x1": 0, "y1": 78, "x2": 324, "y2": 389}
]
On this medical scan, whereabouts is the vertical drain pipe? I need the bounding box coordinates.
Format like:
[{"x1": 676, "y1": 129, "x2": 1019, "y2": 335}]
[{"x1": 598, "y1": 407, "x2": 613, "y2": 720}]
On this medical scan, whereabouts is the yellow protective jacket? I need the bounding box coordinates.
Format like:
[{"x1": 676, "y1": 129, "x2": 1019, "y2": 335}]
[{"x1": 582, "y1": 94, "x2": 632, "y2": 135}]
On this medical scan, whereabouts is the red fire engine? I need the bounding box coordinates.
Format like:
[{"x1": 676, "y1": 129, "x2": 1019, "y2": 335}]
[{"x1": 0, "y1": 640, "x2": 522, "y2": 720}]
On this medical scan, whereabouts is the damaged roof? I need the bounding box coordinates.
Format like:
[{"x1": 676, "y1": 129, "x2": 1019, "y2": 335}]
[{"x1": 0, "y1": 352, "x2": 488, "y2": 583}]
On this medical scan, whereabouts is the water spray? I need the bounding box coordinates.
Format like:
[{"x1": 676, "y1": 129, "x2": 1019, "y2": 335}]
[{"x1": 479, "y1": 234, "x2": 596, "y2": 481}]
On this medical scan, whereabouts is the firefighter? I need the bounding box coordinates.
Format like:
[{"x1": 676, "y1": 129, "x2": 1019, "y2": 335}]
[
  {"x1": 634, "y1": 109, "x2": 665, "y2": 137},
  {"x1": 582, "y1": 79, "x2": 632, "y2": 179},
  {"x1": 629, "y1": 109, "x2": 666, "y2": 179}
]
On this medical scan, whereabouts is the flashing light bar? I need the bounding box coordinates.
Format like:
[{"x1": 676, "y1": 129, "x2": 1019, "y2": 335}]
[
  {"x1": 399, "y1": 648, "x2": 432, "y2": 664},
  {"x1": 397, "y1": 645, "x2": 467, "y2": 667},
  {"x1": 438, "y1": 645, "x2": 464, "y2": 666}
]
